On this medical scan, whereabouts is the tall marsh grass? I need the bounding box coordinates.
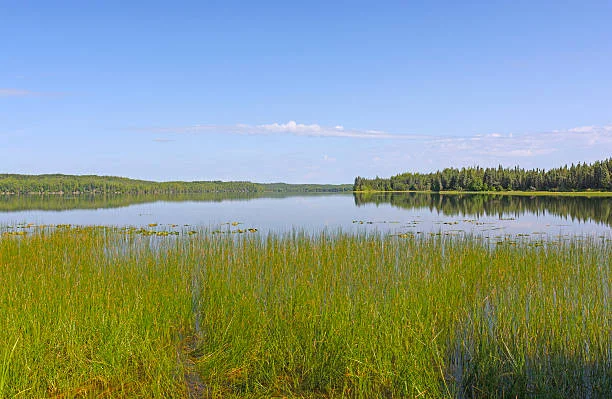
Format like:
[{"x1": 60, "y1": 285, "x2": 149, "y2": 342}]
[
  {"x1": 0, "y1": 227, "x2": 193, "y2": 397},
  {"x1": 0, "y1": 227, "x2": 610, "y2": 397}
]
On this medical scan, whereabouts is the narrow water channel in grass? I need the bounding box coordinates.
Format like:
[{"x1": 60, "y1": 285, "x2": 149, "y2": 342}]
[{"x1": 0, "y1": 192, "x2": 610, "y2": 238}]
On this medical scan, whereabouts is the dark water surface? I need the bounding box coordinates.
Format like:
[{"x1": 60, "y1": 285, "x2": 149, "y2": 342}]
[{"x1": 0, "y1": 192, "x2": 610, "y2": 237}]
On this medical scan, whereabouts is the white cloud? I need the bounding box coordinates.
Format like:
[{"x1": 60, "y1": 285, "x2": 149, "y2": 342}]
[
  {"x1": 0, "y1": 88, "x2": 37, "y2": 97},
  {"x1": 504, "y1": 149, "x2": 556, "y2": 157},
  {"x1": 133, "y1": 122, "x2": 612, "y2": 162},
  {"x1": 258, "y1": 121, "x2": 321, "y2": 133},
  {"x1": 568, "y1": 126, "x2": 597, "y2": 133},
  {"x1": 434, "y1": 125, "x2": 612, "y2": 159},
  {"x1": 322, "y1": 154, "x2": 336, "y2": 162},
  {"x1": 139, "y1": 120, "x2": 428, "y2": 139},
  {"x1": 0, "y1": 88, "x2": 64, "y2": 97}
]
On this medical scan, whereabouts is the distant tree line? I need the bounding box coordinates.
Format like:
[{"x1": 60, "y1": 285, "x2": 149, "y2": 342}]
[
  {"x1": 354, "y1": 158, "x2": 612, "y2": 192},
  {"x1": 0, "y1": 174, "x2": 352, "y2": 195}
]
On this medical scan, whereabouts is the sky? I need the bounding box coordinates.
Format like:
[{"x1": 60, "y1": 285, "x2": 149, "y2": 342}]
[{"x1": 1, "y1": 1, "x2": 611, "y2": 184}]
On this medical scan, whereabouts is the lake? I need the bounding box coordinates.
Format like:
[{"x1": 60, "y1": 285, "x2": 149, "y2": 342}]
[{"x1": 0, "y1": 192, "x2": 610, "y2": 238}]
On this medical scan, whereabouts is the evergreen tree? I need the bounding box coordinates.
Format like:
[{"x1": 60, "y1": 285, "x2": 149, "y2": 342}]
[{"x1": 353, "y1": 158, "x2": 612, "y2": 192}]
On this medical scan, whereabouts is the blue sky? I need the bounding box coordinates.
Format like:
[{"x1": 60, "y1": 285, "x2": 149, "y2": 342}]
[{"x1": 1, "y1": 1, "x2": 611, "y2": 183}]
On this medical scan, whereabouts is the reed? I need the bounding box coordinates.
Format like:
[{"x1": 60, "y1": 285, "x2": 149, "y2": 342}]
[
  {"x1": 0, "y1": 227, "x2": 193, "y2": 397},
  {"x1": 0, "y1": 227, "x2": 610, "y2": 397}
]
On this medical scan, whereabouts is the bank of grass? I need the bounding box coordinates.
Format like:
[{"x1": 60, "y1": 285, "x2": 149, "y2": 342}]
[
  {"x1": 0, "y1": 227, "x2": 610, "y2": 398},
  {"x1": 444, "y1": 190, "x2": 612, "y2": 197},
  {"x1": 354, "y1": 189, "x2": 612, "y2": 197}
]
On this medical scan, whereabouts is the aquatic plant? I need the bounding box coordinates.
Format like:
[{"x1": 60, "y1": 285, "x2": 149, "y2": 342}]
[{"x1": 0, "y1": 227, "x2": 609, "y2": 397}]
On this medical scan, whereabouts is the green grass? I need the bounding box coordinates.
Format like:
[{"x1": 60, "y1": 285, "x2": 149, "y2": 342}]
[
  {"x1": 0, "y1": 227, "x2": 193, "y2": 397},
  {"x1": 0, "y1": 227, "x2": 610, "y2": 397},
  {"x1": 354, "y1": 189, "x2": 612, "y2": 197}
]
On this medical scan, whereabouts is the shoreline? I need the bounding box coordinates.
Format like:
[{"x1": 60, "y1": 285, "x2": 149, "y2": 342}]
[
  {"x1": 353, "y1": 190, "x2": 612, "y2": 197},
  {"x1": 2, "y1": 190, "x2": 612, "y2": 197}
]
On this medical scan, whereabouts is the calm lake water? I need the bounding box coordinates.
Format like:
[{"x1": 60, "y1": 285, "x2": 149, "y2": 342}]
[{"x1": 1, "y1": 192, "x2": 610, "y2": 238}]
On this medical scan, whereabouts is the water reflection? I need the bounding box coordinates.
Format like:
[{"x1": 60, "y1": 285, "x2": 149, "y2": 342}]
[
  {"x1": 0, "y1": 192, "x2": 610, "y2": 236},
  {"x1": 354, "y1": 192, "x2": 612, "y2": 228},
  {"x1": 0, "y1": 192, "x2": 294, "y2": 212}
]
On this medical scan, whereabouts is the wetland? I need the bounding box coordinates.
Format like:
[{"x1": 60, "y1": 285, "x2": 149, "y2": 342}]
[{"x1": 0, "y1": 192, "x2": 610, "y2": 398}]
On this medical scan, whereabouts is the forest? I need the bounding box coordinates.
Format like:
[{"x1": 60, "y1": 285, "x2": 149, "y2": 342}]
[
  {"x1": 354, "y1": 158, "x2": 612, "y2": 192},
  {"x1": 0, "y1": 174, "x2": 352, "y2": 195}
]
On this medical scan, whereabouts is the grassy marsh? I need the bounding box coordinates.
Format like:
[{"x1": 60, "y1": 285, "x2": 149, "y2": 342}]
[{"x1": 0, "y1": 226, "x2": 610, "y2": 397}]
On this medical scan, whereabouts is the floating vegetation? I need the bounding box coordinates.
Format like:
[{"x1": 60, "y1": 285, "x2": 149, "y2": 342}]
[
  {"x1": 212, "y1": 227, "x2": 258, "y2": 235},
  {"x1": 2, "y1": 231, "x2": 27, "y2": 237},
  {"x1": 403, "y1": 220, "x2": 421, "y2": 226},
  {"x1": 354, "y1": 220, "x2": 406, "y2": 226},
  {"x1": 113, "y1": 225, "x2": 210, "y2": 237},
  {"x1": 463, "y1": 219, "x2": 487, "y2": 225}
]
